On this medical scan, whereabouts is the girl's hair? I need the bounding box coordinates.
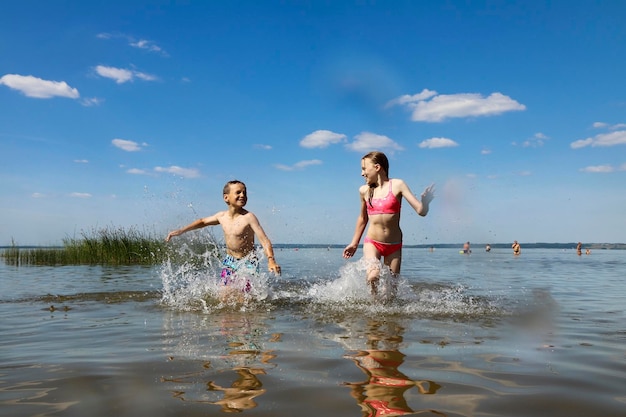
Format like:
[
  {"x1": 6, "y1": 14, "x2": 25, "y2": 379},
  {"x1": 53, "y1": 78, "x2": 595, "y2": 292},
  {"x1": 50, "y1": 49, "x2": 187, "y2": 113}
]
[
  {"x1": 362, "y1": 151, "x2": 389, "y2": 176},
  {"x1": 223, "y1": 180, "x2": 246, "y2": 195},
  {"x1": 362, "y1": 151, "x2": 389, "y2": 208}
]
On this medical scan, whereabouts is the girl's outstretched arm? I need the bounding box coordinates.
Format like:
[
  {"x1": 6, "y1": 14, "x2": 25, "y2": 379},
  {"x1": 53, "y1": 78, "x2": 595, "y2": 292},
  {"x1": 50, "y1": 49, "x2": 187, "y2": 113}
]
[{"x1": 399, "y1": 180, "x2": 435, "y2": 217}]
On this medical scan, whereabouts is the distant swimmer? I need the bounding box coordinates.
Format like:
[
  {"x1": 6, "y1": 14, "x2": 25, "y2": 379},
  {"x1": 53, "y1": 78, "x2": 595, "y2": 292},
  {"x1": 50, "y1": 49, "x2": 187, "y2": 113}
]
[
  {"x1": 586, "y1": 248, "x2": 591, "y2": 255},
  {"x1": 462, "y1": 241, "x2": 471, "y2": 254},
  {"x1": 576, "y1": 242, "x2": 582, "y2": 256},
  {"x1": 485, "y1": 244, "x2": 491, "y2": 252},
  {"x1": 512, "y1": 240, "x2": 521, "y2": 256}
]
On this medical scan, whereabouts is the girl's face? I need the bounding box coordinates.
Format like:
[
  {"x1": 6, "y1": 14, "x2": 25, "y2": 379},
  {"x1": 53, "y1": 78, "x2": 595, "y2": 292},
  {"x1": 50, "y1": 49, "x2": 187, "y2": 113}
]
[
  {"x1": 361, "y1": 158, "x2": 380, "y2": 185},
  {"x1": 224, "y1": 183, "x2": 247, "y2": 207}
]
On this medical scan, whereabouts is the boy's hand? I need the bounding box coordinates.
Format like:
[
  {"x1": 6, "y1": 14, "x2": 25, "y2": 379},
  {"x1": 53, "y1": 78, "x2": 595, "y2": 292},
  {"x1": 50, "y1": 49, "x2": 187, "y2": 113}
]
[
  {"x1": 268, "y1": 259, "x2": 281, "y2": 275},
  {"x1": 165, "y1": 230, "x2": 179, "y2": 242}
]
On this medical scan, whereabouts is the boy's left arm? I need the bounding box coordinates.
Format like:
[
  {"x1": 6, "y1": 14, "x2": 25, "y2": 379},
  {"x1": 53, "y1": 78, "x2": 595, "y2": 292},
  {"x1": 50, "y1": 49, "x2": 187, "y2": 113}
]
[{"x1": 249, "y1": 214, "x2": 281, "y2": 275}]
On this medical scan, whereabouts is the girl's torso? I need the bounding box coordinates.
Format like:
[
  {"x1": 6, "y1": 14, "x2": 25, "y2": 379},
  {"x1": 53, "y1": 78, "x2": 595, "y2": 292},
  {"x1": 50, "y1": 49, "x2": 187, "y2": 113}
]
[{"x1": 364, "y1": 179, "x2": 403, "y2": 242}]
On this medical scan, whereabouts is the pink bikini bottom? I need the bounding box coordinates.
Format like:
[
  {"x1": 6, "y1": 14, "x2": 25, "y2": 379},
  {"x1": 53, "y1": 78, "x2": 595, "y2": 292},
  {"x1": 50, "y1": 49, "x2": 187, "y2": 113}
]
[{"x1": 364, "y1": 237, "x2": 402, "y2": 257}]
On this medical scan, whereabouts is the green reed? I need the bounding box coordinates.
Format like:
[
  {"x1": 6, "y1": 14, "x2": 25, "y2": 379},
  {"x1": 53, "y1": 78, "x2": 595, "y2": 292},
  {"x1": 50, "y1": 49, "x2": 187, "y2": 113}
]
[{"x1": 2, "y1": 227, "x2": 172, "y2": 266}]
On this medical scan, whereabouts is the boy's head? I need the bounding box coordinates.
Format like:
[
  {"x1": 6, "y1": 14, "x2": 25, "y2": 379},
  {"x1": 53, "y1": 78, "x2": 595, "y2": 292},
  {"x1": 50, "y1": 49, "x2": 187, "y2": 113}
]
[{"x1": 223, "y1": 180, "x2": 247, "y2": 207}]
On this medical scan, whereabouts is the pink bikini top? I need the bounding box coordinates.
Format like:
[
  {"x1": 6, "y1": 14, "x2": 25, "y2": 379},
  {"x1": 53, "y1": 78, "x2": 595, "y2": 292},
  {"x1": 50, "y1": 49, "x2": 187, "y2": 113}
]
[{"x1": 367, "y1": 180, "x2": 401, "y2": 215}]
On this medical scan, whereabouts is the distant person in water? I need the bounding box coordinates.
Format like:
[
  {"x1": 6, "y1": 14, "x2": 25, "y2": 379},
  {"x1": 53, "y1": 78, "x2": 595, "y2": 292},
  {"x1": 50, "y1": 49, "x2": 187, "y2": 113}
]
[
  {"x1": 512, "y1": 240, "x2": 521, "y2": 256},
  {"x1": 485, "y1": 244, "x2": 491, "y2": 252},
  {"x1": 576, "y1": 242, "x2": 582, "y2": 256},
  {"x1": 166, "y1": 180, "x2": 281, "y2": 294},
  {"x1": 342, "y1": 151, "x2": 435, "y2": 295},
  {"x1": 463, "y1": 241, "x2": 471, "y2": 254}
]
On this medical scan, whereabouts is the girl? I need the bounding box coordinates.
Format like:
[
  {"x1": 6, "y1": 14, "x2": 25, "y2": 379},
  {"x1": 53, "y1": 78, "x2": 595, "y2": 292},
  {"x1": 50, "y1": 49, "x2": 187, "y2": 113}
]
[{"x1": 343, "y1": 151, "x2": 434, "y2": 295}]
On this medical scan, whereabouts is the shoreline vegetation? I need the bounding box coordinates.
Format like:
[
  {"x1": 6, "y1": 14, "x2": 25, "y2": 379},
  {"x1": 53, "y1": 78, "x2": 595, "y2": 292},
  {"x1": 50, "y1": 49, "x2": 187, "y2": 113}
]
[
  {"x1": 1, "y1": 227, "x2": 186, "y2": 266},
  {"x1": 1, "y1": 227, "x2": 624, "y2": 266}
]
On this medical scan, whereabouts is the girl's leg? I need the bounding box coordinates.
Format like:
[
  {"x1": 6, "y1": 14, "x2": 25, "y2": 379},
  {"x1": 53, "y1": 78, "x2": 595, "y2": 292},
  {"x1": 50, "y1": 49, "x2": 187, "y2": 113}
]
[
  {"x1": 363, "y1": 242, "x2": 382, "y2": 295},
  {"x1": 384, "y1": 250, "x2": 402, "y2": 297},
  {"x1": 384, "y1": 250, "x2": 402, "y2": 276}
]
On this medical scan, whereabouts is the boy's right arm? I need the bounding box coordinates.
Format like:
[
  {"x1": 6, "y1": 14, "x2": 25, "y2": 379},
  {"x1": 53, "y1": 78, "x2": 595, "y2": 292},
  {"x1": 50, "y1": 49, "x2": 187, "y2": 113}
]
[{"x1": 165, "y1": 214, "x2": 221, "y2": 241}]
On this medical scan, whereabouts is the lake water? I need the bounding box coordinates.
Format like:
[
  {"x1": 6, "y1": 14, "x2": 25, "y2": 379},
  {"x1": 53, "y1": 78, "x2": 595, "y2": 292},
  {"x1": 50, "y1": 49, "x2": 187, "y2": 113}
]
[{"x1": 1, "y1": 247, "x2": 624, "y2": 416}]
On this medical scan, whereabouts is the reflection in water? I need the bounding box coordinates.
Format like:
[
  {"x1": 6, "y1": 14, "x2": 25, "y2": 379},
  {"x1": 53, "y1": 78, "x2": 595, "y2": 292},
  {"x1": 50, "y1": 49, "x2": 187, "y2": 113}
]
[
  {"x1": 207, "y1": 367, "x2": 266, "y2": 412},
  {"x1": 343, "y1": 319, "x2": 444, "y2": 417},
  {"x1": 161, "y1": 310, "x2": 279, "y2": 412}
]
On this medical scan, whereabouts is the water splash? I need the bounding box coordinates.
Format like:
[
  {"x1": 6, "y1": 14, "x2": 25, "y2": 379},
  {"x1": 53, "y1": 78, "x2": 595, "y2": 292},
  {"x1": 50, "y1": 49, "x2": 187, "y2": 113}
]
[
  {"x1": 160, "y1": 240, "x2": 502, "y2": 319},
  {"x1": 160, "y1": 234, "x2": 275, "y2": 312}
]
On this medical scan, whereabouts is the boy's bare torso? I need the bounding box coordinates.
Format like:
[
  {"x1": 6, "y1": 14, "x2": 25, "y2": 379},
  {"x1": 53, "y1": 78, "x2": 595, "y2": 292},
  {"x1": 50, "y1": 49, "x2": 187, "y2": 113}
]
[{"x1": 216, "y1": 209, "x2": 257, "y2": 258}]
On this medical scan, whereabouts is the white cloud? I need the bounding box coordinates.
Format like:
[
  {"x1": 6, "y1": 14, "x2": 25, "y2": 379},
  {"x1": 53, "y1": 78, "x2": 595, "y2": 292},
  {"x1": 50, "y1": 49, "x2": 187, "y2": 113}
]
[
  {"x1": 418, "y1": 137, "x2": 459, "y2": 149},
  {"x1": 345, "y1": 132, "x2": 404, "y2": 153},
  {"x1": 98, "y1": 32, "x2": 168, "y2": 56},
  {"x1": 481, "y1": 149, "x2": 492, "y2": 155},
  {"x1": 385, "y1": 89, "x2": 437, "y2": 108},
  {"x1": 254, "y1": 144, "x2": 272, "y2": 150},
  {"x1": 274, "y1": 159, "x2": 323, "y2": 171},
  {"x1": 387, "y1": 90, "x2": 525, "y2": 122},
  {"x1": 95, "y1": 66, "x2": 133, "y2": 84},
  {"x1": 81, "y1": 97, "x2": 104, "y2": 107},
  {"x1": 570, "y1": 138, "x2": 593, "y2": 149},
  {"x1": 154, "y1": 166, "x2": 201, "y2": 178},
  {"x1": 300, "y1": 130, "x2": 347, "y2": 148},
  {"x1": 95, "y1": 65, "x2": 157, "y2": 84},
  {"x1": 580, "y1": 165, "x2": 615, "y2": 173},
  {"x1": 112, "y1": 138, "x2": 147, "y2": 152},
  {"x1": 127, "y1": 168, "x2": 148, "y2": 175},
  {"x1": 70, "y1": 192, "x2": 92, "y2": 198},
  {"x1": 130, "y1": 39, "x2": 164, "y2": 54},
  {"x1": 134, "y1": 71, "x2": 158, "y2": 82},
  {"x1": 31, "y1": 193, "x2": 45, "y2": 198},
  {"x1": 593, "y1": 122, "x2": 626, "y2": 130},
  {"x1": 570, "y1": 130, "x2": 626, "y2": 149},
  {"x1": 521, "y1": 132, "x2": 549, "y2": 148},
  {"x1": 74, "y1": 159, "x2": 89, "y2": 163},
  {"x1": 0, "y1": 74, "x2": 79, "y2": 99}
]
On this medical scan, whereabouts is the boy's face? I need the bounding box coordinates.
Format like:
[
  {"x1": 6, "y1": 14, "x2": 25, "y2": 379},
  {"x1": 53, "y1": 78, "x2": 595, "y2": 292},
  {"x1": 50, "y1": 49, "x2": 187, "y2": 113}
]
[{"x1": 224, "y1": 183, "x2": 247, "y2": 207}]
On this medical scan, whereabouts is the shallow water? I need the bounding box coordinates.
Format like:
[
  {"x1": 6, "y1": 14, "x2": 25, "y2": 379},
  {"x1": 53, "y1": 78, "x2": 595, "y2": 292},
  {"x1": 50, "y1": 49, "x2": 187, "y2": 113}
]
[{"x1": 1, "y1": 247, "x2": 624, "y2": 416}]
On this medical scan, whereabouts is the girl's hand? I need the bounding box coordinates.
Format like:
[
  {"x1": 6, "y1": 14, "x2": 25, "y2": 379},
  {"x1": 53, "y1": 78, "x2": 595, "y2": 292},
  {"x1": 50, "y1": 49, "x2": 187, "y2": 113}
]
[
  {"x1": 421, "y1": 184, "x2": 435, "y2": 204},
  {"x1": 343, "y1": 244, "x2": 357, "y2": 259}
]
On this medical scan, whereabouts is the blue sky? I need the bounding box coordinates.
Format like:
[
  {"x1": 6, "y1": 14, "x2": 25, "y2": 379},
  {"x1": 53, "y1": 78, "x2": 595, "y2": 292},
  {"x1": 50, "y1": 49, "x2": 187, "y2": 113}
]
[{"x1": 2, "y1": 0, "x2": 625, "y2": 246}]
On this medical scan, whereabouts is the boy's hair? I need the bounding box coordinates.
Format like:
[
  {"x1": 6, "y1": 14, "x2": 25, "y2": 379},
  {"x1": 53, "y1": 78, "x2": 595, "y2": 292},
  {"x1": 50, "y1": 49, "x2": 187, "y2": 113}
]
[
  {"x1": 362, "y1": 151, "x2": 389, "y2": 176},
  {"x1": 223, "y1": 180, "x2": 246, "y2": 195}
]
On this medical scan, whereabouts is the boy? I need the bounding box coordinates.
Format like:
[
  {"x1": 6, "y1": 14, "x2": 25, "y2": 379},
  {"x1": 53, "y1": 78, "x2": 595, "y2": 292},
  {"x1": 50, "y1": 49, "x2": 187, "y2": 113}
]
[{"x1": 166, "y1": 180, "x2": 281, "y2": 292}]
